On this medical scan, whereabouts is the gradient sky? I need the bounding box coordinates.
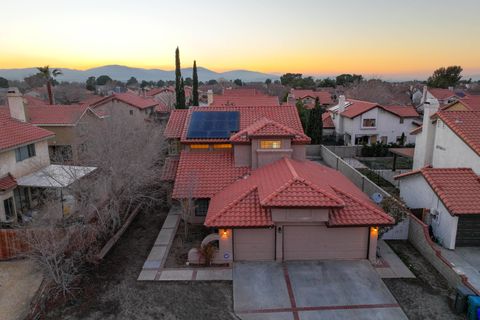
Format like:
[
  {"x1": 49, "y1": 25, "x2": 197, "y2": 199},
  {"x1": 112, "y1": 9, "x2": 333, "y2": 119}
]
[{"x1": 1, "y1": 0, "x2": 480, "y2": 78}]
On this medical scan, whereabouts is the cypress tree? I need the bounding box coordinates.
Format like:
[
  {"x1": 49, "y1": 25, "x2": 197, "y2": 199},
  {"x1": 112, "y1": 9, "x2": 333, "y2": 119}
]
[
  {"x1": 175, "y1": 47, "x2": 185, "y2": 108},
  {"x1": 306, "y1": 97, "x2": 324, "y2": 144},
  {"x1": 192, "y1": 60, "x2": 199, "y2": 106}
]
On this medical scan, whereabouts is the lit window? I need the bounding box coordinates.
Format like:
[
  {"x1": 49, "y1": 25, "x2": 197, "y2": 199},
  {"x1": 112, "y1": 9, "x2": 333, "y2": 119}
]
[
  {"x1": 190, "y1": 144, "x2": 209, "y2": 149},
  {"x1": 213, "y1": 144, "x2": 232, "y2": 149},
  {"x1": 362, "y1": 119, "x2": 376, "y2": 128},
  {"x1": 260, "y1": 140, "x2": 282, "y2": 149}
]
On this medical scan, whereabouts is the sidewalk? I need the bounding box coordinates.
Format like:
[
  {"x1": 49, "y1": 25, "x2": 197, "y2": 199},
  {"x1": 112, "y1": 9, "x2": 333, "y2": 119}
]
[
  {"x1": 137, "y1": 206, "x2": 232, "y2": 281},
  {"x1": 374, "y1": 240, "x2": 415, "y2": 279}
]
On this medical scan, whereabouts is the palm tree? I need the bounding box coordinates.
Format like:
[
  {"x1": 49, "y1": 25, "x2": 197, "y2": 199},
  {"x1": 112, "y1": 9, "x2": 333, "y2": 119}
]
[{"x1": 37, "y1": 66, "x2": 62, "y2": 105}]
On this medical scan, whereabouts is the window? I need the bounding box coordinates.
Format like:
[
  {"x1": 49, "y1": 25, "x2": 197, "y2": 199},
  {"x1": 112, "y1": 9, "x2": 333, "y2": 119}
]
[
  {"x1": 260, "y1": 140, "x2": 282, "y2": 149},
  {"x1": 15, "y1": 144, "x2": 36, "y2": 162},
  {"x1": 399, "y1": 118, "x2": 404, "y2": 124},
  {"x1": 380, "y1": 136, "x2": 388, "y2": 144},
  {"x1": 213, "y1": 144, "x2": 232, "y2": 149},
  {"x1": 362, "y1": 118, "x2": 376, "y2": 128},
  {"x1": 169, "y1": 140, "x2": 181, "y2": 155},
  {"x1": 129, "y1": 110, "x2": 134, "y2": 115},
  {"x1": 190, "y1": 144, "x2": 209, "y2": 149},
  {"x1": 3, "y1": 197, "x2": 15, "y2": 221},
  {"x1": 195, "y1": 199, "x2": 210, "y2": 216}
]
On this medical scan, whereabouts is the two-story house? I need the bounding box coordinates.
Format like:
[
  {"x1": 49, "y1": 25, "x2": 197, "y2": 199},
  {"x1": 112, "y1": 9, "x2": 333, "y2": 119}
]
[
  {"x1": 330, "y1": 96, "x2": 420, "y2": 145},
  {"x1": 163, "y1": 105, "x2": 394, "y2": 264},
  {"x1": 395, "y1": 96, "x2": 480, "y2": 249},
  {"x1": 287, "y1": 89, "x2": 334, "y2": 107}
]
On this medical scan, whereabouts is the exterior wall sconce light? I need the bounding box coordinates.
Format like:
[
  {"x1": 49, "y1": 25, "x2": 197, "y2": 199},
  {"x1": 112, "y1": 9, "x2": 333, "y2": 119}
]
[
  {"x1": 371, "y1": 226, "x2": 379, "y2": 235},
  {"x1": 220, "y1": 229, "x2": 229, "y2": 239},
  {"x1": 277, "y1": 226, "x2": 282, "y2": 233}
]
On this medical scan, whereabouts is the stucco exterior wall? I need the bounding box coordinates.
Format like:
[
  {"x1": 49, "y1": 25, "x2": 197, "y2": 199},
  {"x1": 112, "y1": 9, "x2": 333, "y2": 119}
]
[
  {"x1": 398, "y1": 174, "x2": 458, "y2": 249},
  {"x1": 94, "y1": 100, "x2": 152, "y2": 121},
  {"x1": 251, "y1": 138, "x2": 292, "y2": 169},
  {"x1": 234, "y1": 145, "x2": 251, "y2": 167},
  {"x1": 291, "y1": 145, "x2": 306, "y2": 160},
  {"x1": 271, "y1": 208, "x2": 329, "y2": 222},
  {"x1": 431, "y1": 119, "x2": 480, "y2": 174},
  {"x1": 0, "y1": 140, "x2": 50, "y2": 178}
]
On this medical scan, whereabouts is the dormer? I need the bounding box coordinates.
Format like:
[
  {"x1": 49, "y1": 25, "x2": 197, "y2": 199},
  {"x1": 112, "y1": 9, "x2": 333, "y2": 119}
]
[{"x1": 230, "y1": 117, "x2": 310, "y2": 168}]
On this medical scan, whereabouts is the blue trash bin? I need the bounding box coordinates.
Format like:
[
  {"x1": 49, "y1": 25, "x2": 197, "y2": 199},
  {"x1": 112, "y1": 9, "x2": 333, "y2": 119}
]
[{"x1": 467, "y1": 296, "x2": 480, "y2": 320}]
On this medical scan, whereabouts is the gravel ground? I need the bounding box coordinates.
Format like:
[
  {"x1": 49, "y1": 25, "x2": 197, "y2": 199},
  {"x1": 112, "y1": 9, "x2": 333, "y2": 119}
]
[
  {"x1": 384, "y1": 240, "x2": 465, "y2": 320},
  {"x1": 44, "y1": 208, "x2": 237, "y2": 320}
]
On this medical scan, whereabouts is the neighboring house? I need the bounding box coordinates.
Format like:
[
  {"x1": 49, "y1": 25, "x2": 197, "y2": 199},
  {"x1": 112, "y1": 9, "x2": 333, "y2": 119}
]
[
  {"x1": 441, "y1": 95, "x2": 480, "y2": 112},
  {"x1": 287, "y1": 89, "x2": 334, "y2": 106},
  {"x1": 207, "y1": 88, "x2": 279, "y2": 107},
  {"x1": 322, "y1": 112, "x2": 335, "y2": 136},
  {"x1": 330, "y1": 96, "x2": 420, "y2": 145},
  {"x1": 163, "y1": 104, "x2": 394, "y2": 263},
  {"x1": 147, "y1": 86, "x2": 193, "y2": 107},
  {"x1": 395, "y1": 167, "x2": 480, "y2": 249},
  {"x1": 417, "y1": 86, "x2": 463, "y2": 112},
  {"x1": 412, "y1": 102, "x2": 480, "y2": 174},
  {"x1": 2, "y1": 89, "x2": 105, "y2": 163},
  {"x1": 89, "y1": 92, "x2": 159, "y2": 121}
]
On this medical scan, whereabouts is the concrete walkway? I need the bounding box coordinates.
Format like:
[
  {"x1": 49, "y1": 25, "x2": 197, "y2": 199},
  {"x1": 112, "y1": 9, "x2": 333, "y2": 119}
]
[
  {"x1": 234, "y1": 260, "x2": 408, "y2": 320},
  {"x1": 374, "y1": 240, "x2": 415, "y2": 279},
  {"x1": 343, "y1": 158, "x2": 367, "y2": 169},
  {"x1": 138, "y1": 206, "x2": 232, "y2": 281},
  {"x1": 440, "y1": 247, "x2": 480, "y2": 293}
]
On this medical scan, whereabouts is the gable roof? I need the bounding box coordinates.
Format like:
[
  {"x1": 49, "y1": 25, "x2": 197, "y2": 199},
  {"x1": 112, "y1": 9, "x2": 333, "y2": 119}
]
[
  {"x1": 172, "y1": 151, "x2": 250, "y2": 199},
  {"x1": 223, "y1": 88, "x2": 259, "y2": 96},
  {"x1": 146, "y1": 87, "x2": 174, "y2": 97},
  {"x1": 291, "y1": 90, "x2": 333, "y2": 105},
  {"x1": 91, "y1": 92, "x2": 158, "y2": 110},
  {"x1": 428, "y1": 88, "x2": 457, "y2": 100},
  {"x1": 230, "y1": 117, "x2": 310, "y2": 143},
  {"x1": 205, "y1": 158, "x2": 394, "y2": 227},
  {"x1": 0, "y1": 109, "x2": 55, "y2": 152},
  {"x1": 383, "y1": 105, "x2": 420, "y2": 118},
  {"x1": 322, "y1": 112, "x2": 335, "y2": 129},
  {"x1": 339, "y1": 99, "x2": 419, "y2": 119},
  {"x1": 395, "y1": 167, "x2": 480, "y2": 215},
  {"x1": 176, "y1": 105, "x2": 306, "y2": 144},
  {"x1": 26, "y1": 105, "x2": 97, "y2": 126},
  {"x1": 443, "y1": 95, "x2": 480, "y2": 112},
  {"x1": 160, "y1": 157, "x2": 179, "y2": 181},
  {"x1": 435, "y1": 111, "x2": 480, "y2": 156}
]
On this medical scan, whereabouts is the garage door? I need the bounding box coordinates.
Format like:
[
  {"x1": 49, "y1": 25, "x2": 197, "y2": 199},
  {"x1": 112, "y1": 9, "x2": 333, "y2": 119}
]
[
  {"x1": 283, "y1": 225, "x2": 368, "y2": 260},
  {"x1": 456, "y1": 215, "x2": 480, "y2": 246},
  {"x1": 234, "y1": 228, "x2": 275, "y2": 261}
]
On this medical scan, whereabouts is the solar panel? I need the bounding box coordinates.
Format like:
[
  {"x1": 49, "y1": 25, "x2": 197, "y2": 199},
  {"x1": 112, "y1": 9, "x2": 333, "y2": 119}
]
[{"x1": 187, "y1": 111, "x2": 240, "y2": 139}]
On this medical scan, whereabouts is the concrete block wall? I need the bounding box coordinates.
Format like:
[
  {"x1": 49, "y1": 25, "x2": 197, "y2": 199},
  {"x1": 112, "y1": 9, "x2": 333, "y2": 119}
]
[{"x1": 408, "y1": 214, "x2": 479, "y2": 294}]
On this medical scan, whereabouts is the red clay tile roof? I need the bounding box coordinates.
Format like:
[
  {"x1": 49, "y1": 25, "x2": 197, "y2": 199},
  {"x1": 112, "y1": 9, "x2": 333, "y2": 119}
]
[
  {"x1": 322, "y1": 112, "x2": 335, "y2": 129},
  {"x1": 428, "y1": 88, "x2": 457, "y2": 100},
  {"x1": 91, "y1": 92, "x2": 158, "y2": 110},
  {"x1": 155, "y1": 101, "x2": 170, "y2": 113},
  {"x1": 210, "y1": 95, "x2": 279, "y2": 107},
  {"x1": 449, "y1": 95, "x2": 480, "y2": 111},
  {"x1": 172, "y1": 151, "x2": 250, "y2": 199},
  {"x1": 395, "y1": 167, "x2": 480, "y2": 215},
  {"x1": 0, "y1": 174, "x2": 17, "y2": 191},
  {"x1": 146, "y1": 87, "x2": 174, "y2": 97},
  {"x1": 178, "y1": 105, "x2": 307, "y2": 144},
  {"x1": 23, "y1": 95, "x2": 49, "y2": 106},
  {"x1": 164, "y1": 109, "x2": 189, "y2": 139},
  {"x1": 339, "y1": 99, "x2": 419, "y2": 119},
  {"x1": 435, "y1": 111, "x2": 480, "y2": 156},
  {"x1": 160, "y1": 157, "x2": 179, "y2": 181},
  {"x1": 230, "y1": 117, "x2": 310, "y2": 143},
  {"x1": 0, "y1": 109, "x2": 55, "y2": 151},
  {"x1": 26, "y1": 105, "x2": 92, "y2": 125},
  {"x1": 223, "y1": 88, "x2": 259, "y2": 96},
  {"x1": 291, "y1": 90, "x2": 333, "y2": 105},
  {"x1": 205, "y1": 158, "x2": 394, "y2": 227},
  {"x1": 383, "y1": 105, "x2": 419, "y2": 118}
]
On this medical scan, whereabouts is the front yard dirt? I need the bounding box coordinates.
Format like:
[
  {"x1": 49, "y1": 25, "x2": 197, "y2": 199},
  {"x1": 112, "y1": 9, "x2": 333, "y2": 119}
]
[
  {"x1": 43, "y1": 208, "x2": 237, "y2": 320},
  {"x1": 384, "y1": 240, "x2": 464, "y2": 320}
]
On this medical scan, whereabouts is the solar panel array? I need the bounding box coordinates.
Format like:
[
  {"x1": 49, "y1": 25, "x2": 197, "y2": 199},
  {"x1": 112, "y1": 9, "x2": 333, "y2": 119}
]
[{"x1": 187, "y1": 111, "x2": 240, "y2": 139}]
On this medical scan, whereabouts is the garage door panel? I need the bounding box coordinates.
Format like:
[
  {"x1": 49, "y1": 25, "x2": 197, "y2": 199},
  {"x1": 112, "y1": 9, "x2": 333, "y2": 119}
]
[
  {"x1": 284, "y1": 225, "x2": 368, "y2": 260},
  {"x1": 456, "y1": 216, "x2": 480, "y2": 247},
  {"x1": 234, "y1": 229, "x2": 275, "y2": 261}
]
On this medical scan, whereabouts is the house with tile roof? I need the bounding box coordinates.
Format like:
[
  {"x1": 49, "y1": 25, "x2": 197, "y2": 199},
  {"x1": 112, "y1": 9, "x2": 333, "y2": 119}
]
[
  {"x1": 395, "y1": 167, "x2": 480, "y2": 249},
  {"x1": 88, "y1": 92, "x2": 160, "y2": 121},
  {"x1": 412, "y1": 99, "x2": 480, "y2": 174},
  {"x1": 163, "y1": 103, "x2": 394, "y2": 263},
  {"x1": 207, "y1": 88, "x2": 279, "y2": 107},
  {"x1": 0, "y1": 88, "x2": 96, "y2": 223},
  {"x1": 417, "y1": 86, "x2": 464, "y2": 112},
  {"x1": 329, "y1": 96, "x2": 420, "y2": 145},
  {"x1": 287, "y1": 89, "x2": 334, "y2": 106}
]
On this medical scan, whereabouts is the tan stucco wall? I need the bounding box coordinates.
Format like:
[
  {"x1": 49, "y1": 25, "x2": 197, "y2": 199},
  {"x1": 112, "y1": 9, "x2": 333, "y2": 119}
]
[
  {"x1": 0, "y1": 140, "x2": 50, "y2": 178},
  {"x1": 271, "y1": 208, "x2": 329, "y2": 223},
  {"x1": 95, "y1": 100, "x2": 153, "y2": 121},
  {"x1": 291, "y1": 145, "x2": 306, "y2": 160},
  {"x1": 234, "y1": 145, "x2": 251, "y2": 167},
  {"x1": 251, "y1": 138, "x2": 292, "y2": 169}
]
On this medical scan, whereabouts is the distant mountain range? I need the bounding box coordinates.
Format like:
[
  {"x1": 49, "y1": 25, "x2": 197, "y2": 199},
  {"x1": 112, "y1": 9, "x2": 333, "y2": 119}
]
[{"x1": 0, "y1": 65, "x2": 280, "y2": 83}]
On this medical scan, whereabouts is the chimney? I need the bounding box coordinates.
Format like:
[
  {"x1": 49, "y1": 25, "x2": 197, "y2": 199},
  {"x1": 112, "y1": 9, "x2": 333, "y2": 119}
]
[
  {"x1": 448, "y1": 86, "x2": 454, "y2": 91},
  {"x1": 207, "y1": 90, "x2": 213, "y2": 105},
  {"x1": 337, "y1": 95, "x2": 346, "y2": 113},
  {"x1": 7, "y1": 88, "x2": 27, "y2": 122},
  {"x1": 413, "y1": 100, "x2": 439, "y2": 169}
]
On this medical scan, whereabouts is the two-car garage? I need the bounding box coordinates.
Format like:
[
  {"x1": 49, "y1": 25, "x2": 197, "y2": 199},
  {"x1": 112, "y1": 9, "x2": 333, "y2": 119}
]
[{"x1": 233, "y1": 225, "x2": 369, "y2": 261}]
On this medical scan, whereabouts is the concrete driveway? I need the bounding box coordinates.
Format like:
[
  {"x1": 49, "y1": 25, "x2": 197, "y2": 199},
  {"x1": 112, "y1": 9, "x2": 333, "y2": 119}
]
[{"x1": 233, "y1": 260, "x2": 408, "y2": 320}]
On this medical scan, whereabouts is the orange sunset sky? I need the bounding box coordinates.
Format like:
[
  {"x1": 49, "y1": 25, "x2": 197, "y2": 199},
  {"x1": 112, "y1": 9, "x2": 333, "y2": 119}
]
[{"x1": 1, "y1": 0, "x2": 479, "y2": 78}]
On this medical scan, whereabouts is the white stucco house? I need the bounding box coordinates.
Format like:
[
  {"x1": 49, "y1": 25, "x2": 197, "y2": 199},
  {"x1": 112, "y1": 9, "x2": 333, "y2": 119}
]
[
  {"x1": 395, "y1": 167, "x2": 480, "y2": 249},
  {"x1": 416, "y1": 86, "x2": 462, "y2": 112},
  {"x1": 329, "y1": 96, "x2": 420, "y2": 145}
]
